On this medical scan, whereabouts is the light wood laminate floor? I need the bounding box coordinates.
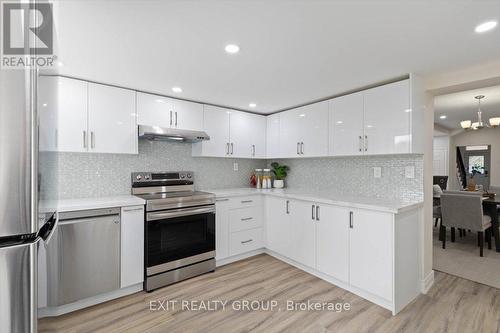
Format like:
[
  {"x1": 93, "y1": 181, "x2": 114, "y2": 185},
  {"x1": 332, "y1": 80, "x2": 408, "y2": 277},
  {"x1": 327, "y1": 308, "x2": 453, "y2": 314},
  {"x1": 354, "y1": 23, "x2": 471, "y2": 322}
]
[{"x1": 39, "y1": 254, "x2": 500, "y2": 333}]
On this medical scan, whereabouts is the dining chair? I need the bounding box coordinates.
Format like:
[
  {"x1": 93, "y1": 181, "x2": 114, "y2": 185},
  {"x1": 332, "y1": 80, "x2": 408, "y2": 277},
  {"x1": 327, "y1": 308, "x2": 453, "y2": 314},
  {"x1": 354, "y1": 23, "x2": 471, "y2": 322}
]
[{"x1": 440, "y1": 192, "x2": 492, "y2": 257}]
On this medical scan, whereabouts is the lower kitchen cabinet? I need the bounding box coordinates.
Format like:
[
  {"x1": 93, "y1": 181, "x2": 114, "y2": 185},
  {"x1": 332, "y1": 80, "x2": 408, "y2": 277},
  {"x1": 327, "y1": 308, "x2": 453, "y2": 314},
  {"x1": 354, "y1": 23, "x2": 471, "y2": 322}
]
[
  {"x1": 265, "y1": 196, "x2": 291, "y2": 255},
  {"x1": 215, "y1": 198, "x2": 231, "y2": 260},
  {"x1": 289, "y1": 200, "x2": 316, "y2": 268},
  {"x1": 120, "y1": 206, "x2": 144, "y2": 288}
]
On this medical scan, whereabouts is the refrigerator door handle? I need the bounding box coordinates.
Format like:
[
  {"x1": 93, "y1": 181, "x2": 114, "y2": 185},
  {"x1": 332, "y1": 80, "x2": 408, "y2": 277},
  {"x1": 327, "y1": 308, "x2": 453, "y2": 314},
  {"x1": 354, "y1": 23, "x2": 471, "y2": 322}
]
[{"x1": 39, "y1": 212, "x2": 59, "y2": 245}]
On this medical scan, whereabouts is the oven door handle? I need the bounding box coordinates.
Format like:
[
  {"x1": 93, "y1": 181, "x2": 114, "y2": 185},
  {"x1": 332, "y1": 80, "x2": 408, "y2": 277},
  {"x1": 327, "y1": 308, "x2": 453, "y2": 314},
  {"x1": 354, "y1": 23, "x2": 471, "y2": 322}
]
[{"x1": 147, "y1": 206, "x2": 215, "y2": 221}]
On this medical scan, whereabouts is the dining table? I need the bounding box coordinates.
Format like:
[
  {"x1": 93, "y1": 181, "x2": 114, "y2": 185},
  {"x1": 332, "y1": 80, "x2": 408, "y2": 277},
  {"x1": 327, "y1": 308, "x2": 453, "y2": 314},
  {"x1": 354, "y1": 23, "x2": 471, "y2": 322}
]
[{"x1": 433, "y1": 193, "x2": 500, "y2": 252}]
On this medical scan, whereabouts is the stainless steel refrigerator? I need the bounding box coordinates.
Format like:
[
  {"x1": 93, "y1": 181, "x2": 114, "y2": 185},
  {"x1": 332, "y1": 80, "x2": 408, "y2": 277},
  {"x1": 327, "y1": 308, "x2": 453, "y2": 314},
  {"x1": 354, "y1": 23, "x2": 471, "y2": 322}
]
[{"x1": 0, "y1": 13, "x2": 58, "y2": 333}]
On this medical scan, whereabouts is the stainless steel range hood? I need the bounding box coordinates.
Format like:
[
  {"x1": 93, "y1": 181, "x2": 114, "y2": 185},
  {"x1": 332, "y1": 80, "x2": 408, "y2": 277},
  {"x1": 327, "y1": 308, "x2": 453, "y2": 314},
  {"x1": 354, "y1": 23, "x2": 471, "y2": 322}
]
[{"x1": 138, "y1": 125, "x2": 210, "y2": 143}]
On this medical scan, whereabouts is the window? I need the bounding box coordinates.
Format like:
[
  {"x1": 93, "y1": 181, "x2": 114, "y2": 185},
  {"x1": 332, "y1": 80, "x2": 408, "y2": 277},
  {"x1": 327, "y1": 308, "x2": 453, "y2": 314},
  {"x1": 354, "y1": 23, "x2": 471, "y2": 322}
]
[{"x1": 469, "y1": 155, "x2": 485, "y2": 175}]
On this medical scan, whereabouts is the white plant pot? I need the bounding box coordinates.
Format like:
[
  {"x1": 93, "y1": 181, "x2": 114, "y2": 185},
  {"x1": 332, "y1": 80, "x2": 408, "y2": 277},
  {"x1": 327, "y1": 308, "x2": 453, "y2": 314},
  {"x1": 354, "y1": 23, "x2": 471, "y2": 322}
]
[{"x1": 273, "y1": 179, "x2": 284, "y2": 188}]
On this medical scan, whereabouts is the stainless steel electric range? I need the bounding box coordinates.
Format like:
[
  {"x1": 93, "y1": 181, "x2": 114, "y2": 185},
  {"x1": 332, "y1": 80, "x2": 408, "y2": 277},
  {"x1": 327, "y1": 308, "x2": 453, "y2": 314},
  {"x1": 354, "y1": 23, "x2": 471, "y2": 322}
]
[{"x1": 131, "y1": 171, "x2": 216, "y2": 291}]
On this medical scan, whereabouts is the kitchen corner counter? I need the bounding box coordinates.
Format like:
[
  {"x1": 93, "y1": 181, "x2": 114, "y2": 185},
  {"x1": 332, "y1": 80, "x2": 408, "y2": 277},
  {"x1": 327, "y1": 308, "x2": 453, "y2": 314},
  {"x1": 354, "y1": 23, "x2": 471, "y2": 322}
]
[
  {"x1": 40, "y1": 195, "x2": 145, "y2": 213},
  {"x1": 204, "y1": 188, "x2": 423, "y2": 214}
]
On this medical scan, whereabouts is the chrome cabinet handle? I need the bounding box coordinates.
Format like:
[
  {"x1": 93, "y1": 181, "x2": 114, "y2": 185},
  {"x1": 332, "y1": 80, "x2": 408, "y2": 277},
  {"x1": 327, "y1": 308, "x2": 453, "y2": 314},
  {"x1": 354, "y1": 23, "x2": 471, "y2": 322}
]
[
  {"x1": 364, "y1": 135, "x2": 368, "y2": 152},
  {"x1": 91, "y1": 131, "x2": 95, "y2": 148},
  {"x1": 55, "y1": 129, "x2": 58, "y2": 148},
  {"x1": 231, "y1": 143, "x2": 234, "y2": 155},
  {"x1": 286, "y1": 200, "x2": 290, "y2": 214},
  {"x1": 226, "y1": 143, "x2": 229, "y2": 155},
  {"x1": 316, "y1": 206, "x2": 320, "y2": 221},
  {"x1": 170, "y1": 111, "x2": 173, "y2": 126},
  {"x1": 241, "y1": 217, "x2": 253, "y2": 221},
  {"x1": 349, "y1": 211, "x2": 354, "y2": 228},
  {"x1": 312, "y1": 205, "x2": 315, "y2": 220},
  {"x1": 301, "y1": 142, "x2": 304, "y2": 155},
  {"x1": 175, "y1": 112, "x2": 178, "y2": 127},
  {"x1": 123, "y1": 207, "x2": 143, "y2": 212},
  {"x1": 83, "y1": 130, "x2": 87, "y2": 149},
  {"x1": 241, "y1": 200, "x2": 253, "y2": 203},
  {"x1": 252, "y1": 144, "x2": 255, "y2": 157},
  {"x1": 359, "y1": 136, "x2": 363, "y2": 152},
  {"x1": 241, "y1": 239, "x2": 253, "y2": 244},
  {"x1": 297, "y1": 142, "x2": 300, "y2": 155},
  {"x1": 216, "y1": 198, "x2": 229, "y2": 202}
]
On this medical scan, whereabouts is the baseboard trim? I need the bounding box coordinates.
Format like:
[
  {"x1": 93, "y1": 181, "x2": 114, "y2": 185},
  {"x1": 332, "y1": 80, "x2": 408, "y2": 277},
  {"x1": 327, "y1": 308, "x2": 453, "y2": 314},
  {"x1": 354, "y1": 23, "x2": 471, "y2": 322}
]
[
  {"x1": 420, "y1": 270, "x2": 435, "y2": 294},
  {"x1": 38, "y1": 283, "x2": 143, "y2": 318},
  {"x1": 216, "y1": 248, "x2": 265, "y2": 267}
]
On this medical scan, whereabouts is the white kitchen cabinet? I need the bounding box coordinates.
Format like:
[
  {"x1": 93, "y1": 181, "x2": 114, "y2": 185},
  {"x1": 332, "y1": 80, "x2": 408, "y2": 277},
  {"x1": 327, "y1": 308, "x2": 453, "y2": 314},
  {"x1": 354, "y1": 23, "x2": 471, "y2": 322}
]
[
  {"x1": 172, "y1": 99, "x2": 204, "y2": 131},
  {"x1": 289, "y1": 200, "x2": 316, "y2": 268},
  {"x1": 88, "y1": 83, "x2": 137, "y2": 154},
  {"x1": 329, "y1": 92, "x2": 364, "y2": 156},
  {"x1": 215, "y1": 198, "x2": 231, "y2": 260},
  {"x1": 266, "y1": 113, "x2": 280, "y2": 158},
  {"x1": 229, "y1": 228, "x2": 264, "y2": 256},
  {"x1": 363, "y1": 80, "x2": 410, "y2": 155},
  {"x1": 192, "y1": 105, "x2": 230, "y2": 157},
  {"x1": 349, "y1": 208, "x2": 393, "y2": 302},
  {"x1": 38, "y1": 76, "x2": 88, "y2": 152},
  {"x1": 136, "y1": 92, "x2": 173, "y2": 128},
  {"x1": 120, "y1": 206, "x2": 144, "y2": 288},
  {"x1": 265, "y1": 196, "x2": 291, "y2": 256},
  {"x1": 279, "y1": 101, "x2": 329, "y2": 158},
  {"x1": 230, "y1": 111, "x2": 266, "y2": 158},
  {"x1": 316, "y1": 205, "x2": 350, "y2": 283}
]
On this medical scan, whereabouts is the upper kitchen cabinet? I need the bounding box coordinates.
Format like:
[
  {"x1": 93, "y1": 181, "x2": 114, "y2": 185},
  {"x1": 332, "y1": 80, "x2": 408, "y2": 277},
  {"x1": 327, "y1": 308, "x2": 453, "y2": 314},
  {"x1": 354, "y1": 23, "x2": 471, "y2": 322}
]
[
  {"x1": 329, "y1": 91, "x2": 364, "y2": 156},
  {"x1": 230, "y1": 111, "x2": 266, "y2": 158},
  {"x1": 266, "y1": 113, "x2": 280, "y2": 158},
  {"x1": 192, "y1": 105, "x2": 230, "y2": 157},
  {"x1": 136, "y1": 92, "x2": 204, "y2": 131},
  {"x1": 279, "y1": 101, "x2": 329, "y2": 158},
  {"x1": 363, "y1": 80, "x2": 410, "y2": 155},
  {"x1": 38, "y1": 76, "x2": 88, "y2": 152},
  {"x1": 88, "y1": 83, "x2": 138, "y2": 154},
  {"x1": 192, "y1": 106, "x2": 266, "y2": 159}
]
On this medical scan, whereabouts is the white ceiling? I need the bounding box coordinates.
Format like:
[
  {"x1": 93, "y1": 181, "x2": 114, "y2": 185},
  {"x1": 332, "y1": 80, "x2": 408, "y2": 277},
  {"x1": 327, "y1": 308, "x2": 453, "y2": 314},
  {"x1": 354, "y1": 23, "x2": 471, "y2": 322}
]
[
  {"x1": 51, "y1": 0, "x2": 500, "y2": 114},
  {"x1": 434, "y1": 85, "x2": 500, "y2": 129}
]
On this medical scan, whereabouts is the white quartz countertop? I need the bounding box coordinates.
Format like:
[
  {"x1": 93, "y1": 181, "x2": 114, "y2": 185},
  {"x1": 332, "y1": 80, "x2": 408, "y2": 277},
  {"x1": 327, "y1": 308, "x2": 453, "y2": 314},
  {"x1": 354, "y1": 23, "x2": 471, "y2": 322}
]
[
  {"x1": 203, "y1": 188, "x2": 423, "y2": 214},
  {"x1": 40, "y1": 195, "x2": 145, "y2": 213}
]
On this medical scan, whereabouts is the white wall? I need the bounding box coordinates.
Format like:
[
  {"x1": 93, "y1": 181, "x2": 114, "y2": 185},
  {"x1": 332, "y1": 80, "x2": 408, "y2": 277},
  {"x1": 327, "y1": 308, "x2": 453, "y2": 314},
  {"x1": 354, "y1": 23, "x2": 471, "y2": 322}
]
[{"x1": 449, "y1": 128, "x2": 500, "y2": 189}]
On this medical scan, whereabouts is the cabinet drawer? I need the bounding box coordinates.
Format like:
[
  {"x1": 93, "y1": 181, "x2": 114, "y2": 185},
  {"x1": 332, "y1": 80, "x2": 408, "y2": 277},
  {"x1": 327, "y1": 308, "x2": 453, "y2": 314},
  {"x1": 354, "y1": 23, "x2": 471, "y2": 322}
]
[
  {"x1": 229, "y1": 228, "x2": 263, "y2": 256},
  {"x1": 229, "y1": 207, "x2": 263, "y2": 233},
  {"x1": 232, "y1": 196, "x2": 262, "y2": 209}
]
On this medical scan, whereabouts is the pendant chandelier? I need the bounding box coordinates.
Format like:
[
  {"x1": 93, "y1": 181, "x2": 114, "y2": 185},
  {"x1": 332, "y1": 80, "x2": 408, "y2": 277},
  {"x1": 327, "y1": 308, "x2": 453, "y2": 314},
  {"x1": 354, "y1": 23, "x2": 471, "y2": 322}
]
[{"x1": 461, "y1": 95, "x2": 500, "y2": 130}]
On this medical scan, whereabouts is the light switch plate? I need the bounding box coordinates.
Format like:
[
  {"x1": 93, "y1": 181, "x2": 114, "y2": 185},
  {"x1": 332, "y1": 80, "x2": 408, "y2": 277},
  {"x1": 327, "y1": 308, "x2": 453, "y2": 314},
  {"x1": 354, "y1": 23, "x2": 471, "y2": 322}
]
[
  {"x1": 405, "y1": 166, "x2": 415, "y2": 179},
  {"x1": 233, "y1": 162, "x2": 238, "y2": 171},
  {"x1": 373, "y1": 167, "x2": 381, "y2": 178}
]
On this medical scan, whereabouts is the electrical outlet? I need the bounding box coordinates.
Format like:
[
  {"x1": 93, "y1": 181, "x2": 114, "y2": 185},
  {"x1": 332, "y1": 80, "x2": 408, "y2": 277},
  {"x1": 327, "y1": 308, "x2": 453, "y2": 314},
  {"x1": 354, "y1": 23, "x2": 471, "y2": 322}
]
[
  {"x1": 233, "y1": 162, "x2": 238, "y2": 171},
  {"x1": 405, "y1": 166, "x2": 415, "y2": 179},
  {"x1": 373, "y1": 167, "x2": 381, "y2": 178}
]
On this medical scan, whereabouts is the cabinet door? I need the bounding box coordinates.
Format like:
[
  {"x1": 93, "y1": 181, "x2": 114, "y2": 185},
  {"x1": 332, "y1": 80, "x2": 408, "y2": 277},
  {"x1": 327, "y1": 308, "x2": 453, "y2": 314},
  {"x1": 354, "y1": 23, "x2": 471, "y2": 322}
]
[
  {"x1": 300, "y1": 101, "x2": 329, "y2": 157},
  {"x1": 88, "y1": 83, "x2": 137, "y2": 154},
  {"x1": 349, "y1": 208, "x2": 393, "y2": 301},
  {"x1": 120, "y1": 206, "x2": 144, "y2": 288},
  {"x1": 230, "y1": 111, "x2": 266, "y2": 158},
  {"x1": 136, "y1": 92, "x2": 173, "y2": 128},
  {"x1": 197, "y1": 105, "x2": 230, "y2": 157},
  {"x1": 316, "y1": 205, "x2": 349, "y2": 283},
  {"x1": 289, "y1": 200, "x2": 316, "y2": 268},
  {"x1": 39, "y1": 76, "x2": 88, "y2": 152},
  {"x1": 329, "y1": 92, "x2": 364, "y2": 156},
  {"x1": 172, "y1": 99, "x2": 203, "y2": 131},
  {"x1": 215, "y1": 199, "x2": 231, "y2": 260},
  {"x1": 279, "y1": 108, "x2": 302, "y2": 158},
  {"x1": 363, "y1": 80, "x2": 410, "y2": 155},
  {"x1": 266, "y1": 113, "x2": 280, "y2": 158},
  {"x1": 265, "y1": 196, "x2": 291, "y2": 256}
]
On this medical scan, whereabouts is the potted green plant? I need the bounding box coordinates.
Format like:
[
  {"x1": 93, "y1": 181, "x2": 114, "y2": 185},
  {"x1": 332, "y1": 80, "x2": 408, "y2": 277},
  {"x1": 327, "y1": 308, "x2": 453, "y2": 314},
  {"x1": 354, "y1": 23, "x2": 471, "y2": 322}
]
[{"x1": 270, "y1": 162, "x2": 289, "y2": 188}]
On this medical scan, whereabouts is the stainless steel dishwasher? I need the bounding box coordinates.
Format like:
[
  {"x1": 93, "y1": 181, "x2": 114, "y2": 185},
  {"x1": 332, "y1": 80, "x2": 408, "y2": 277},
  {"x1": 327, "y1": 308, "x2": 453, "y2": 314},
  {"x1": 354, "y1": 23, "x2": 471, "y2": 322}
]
[{"x1": 46, "y1": 208, "x2": 121, "y2": 306}]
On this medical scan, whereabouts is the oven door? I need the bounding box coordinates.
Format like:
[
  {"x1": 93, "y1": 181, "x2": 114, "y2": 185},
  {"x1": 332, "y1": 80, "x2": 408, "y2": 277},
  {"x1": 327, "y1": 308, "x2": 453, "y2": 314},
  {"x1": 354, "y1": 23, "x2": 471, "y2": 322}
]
[{"x1": 145, "y1": 205, "x2": 215, "y2": 276}]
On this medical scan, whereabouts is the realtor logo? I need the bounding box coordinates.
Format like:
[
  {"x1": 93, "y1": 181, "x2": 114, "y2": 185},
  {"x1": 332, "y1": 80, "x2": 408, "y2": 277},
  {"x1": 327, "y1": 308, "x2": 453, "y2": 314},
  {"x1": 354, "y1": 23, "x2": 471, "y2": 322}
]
[{"x1": 1, "y1": 1, "x2": 55, "y2": 68}]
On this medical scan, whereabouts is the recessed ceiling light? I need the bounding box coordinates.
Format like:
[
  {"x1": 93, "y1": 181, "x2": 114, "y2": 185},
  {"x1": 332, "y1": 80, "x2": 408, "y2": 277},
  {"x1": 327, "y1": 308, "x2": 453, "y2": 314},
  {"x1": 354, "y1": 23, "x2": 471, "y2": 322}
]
[
  {"x1": 404, "y1": 109, "x2": 412, "y2": 113},
  {"x1": 475, "y1": 21, "x2": 497, "y2": 33},
  {"x1": 367, "y1": 125, "x2": 374, "y2": 128},
  {"x1": 225, "y1": 44, "x2": 240, "y2": 54},
  {"x1": 172, "y1": 87, "x2": 182, "y2": 93},
  {"x1": 42, "y1": 103, "x2": 47, "y2": 107},
  {"x1": 249, "y1": 103, "x2": 257, "y2": 108},
  {"x1": 440, "y1": 115, "x2": 447, "y2": 119},
  {"x1": 155, "y1": 99, "x2": 164, "y2": 103},
  {"x1": 299, "y1": 114, "x2": 306, "y2": 117},
  {"x1": 57, "y1": 61, "x2": 64, "y2": 67},
  {"x1": 336, "y1": 120, "x2": 343, "y2": 124}
]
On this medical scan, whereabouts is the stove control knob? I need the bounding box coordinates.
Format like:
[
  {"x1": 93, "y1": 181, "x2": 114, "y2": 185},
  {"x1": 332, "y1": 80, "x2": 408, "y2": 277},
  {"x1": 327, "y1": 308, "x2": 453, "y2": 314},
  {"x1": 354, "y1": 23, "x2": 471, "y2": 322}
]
[
  {"x1": 136, "y1": 175, "x2": 142, "y2": 180},
  {"x1": 180, "y1": 174, "x2": 186, "y2": 179},
  {"x1": 187, "y1": 173, "x2": 192, "y2": 179},
  {"x1": 144, "y1": 175, "x2": 150, "y2": 180}
]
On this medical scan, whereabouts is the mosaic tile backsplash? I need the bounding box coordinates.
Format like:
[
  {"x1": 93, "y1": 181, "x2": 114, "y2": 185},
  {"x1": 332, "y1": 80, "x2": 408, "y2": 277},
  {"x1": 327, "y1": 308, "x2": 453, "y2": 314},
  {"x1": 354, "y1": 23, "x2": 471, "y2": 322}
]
[{"x1": 40, "y1": 140, "x2": 423, "y2": 203}]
